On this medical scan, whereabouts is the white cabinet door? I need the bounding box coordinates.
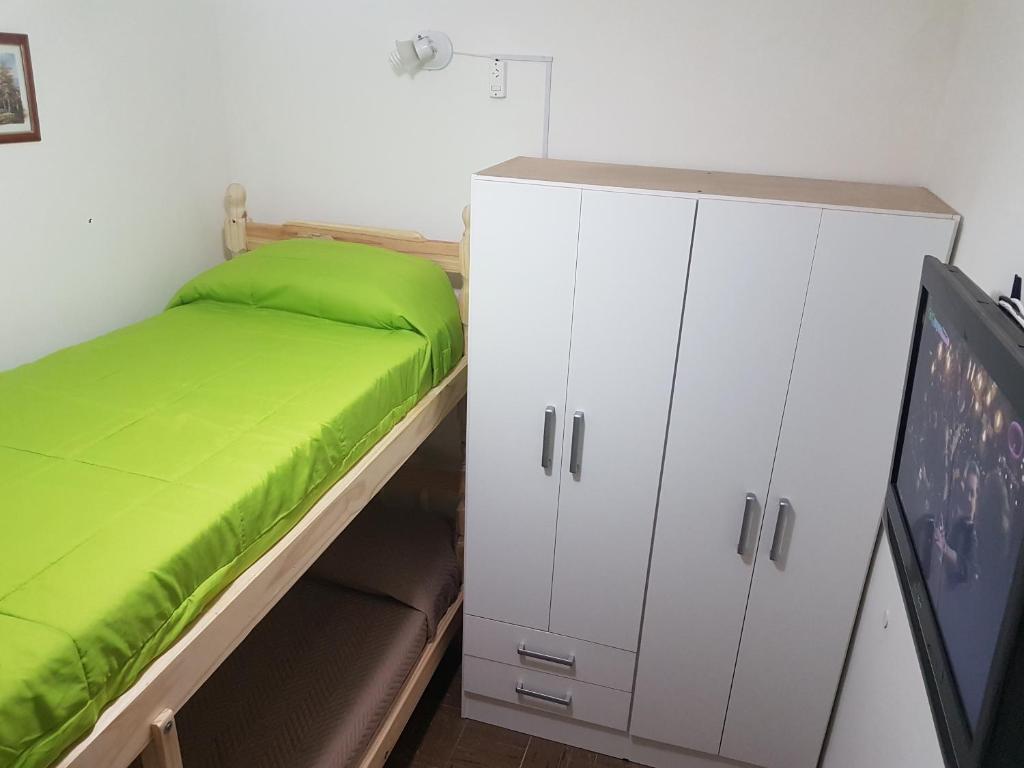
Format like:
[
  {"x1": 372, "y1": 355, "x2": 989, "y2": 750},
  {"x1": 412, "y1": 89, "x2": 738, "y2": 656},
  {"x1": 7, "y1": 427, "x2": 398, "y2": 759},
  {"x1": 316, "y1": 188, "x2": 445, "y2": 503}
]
[
  {"x1": 547, "y1": 191, "x2": 696, "y2": 651},
  {"x1": 465, "y1": 179, "x2": 582, "y2": 630},
  {"x1": 630, "y1": 201, "x2": 821, "y2": 752},
  {"x1": 720, "y1": 211, "x2": 957, "y2": 768}
]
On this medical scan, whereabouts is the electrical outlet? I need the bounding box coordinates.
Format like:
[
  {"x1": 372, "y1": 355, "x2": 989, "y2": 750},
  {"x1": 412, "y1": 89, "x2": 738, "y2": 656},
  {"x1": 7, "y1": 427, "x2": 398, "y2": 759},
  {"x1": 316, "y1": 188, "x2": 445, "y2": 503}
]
[{"x1": 489, "y1": 58, "x2": 506, "y2": 99}]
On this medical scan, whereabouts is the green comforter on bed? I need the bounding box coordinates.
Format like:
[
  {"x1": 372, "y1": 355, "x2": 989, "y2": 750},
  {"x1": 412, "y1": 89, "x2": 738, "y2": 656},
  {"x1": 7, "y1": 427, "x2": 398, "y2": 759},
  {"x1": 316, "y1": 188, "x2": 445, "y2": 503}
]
[{"x1": 0, "y1": 239, "x2": 463, "y2": 768}]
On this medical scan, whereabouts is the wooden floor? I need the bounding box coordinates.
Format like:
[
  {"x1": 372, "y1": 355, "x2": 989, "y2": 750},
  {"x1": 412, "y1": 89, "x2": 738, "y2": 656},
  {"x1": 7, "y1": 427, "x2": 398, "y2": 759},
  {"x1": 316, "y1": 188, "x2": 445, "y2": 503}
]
[{"x1": 386, "y1": 641, "x2": 634, "y2": 768}]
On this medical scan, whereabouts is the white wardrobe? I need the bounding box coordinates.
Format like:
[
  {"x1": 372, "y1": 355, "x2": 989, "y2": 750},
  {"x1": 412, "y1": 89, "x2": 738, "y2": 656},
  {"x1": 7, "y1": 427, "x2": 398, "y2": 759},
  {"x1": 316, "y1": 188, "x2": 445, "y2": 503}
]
[{"x1": 463, "y1": 157, "x2": 958, "y2": 768}]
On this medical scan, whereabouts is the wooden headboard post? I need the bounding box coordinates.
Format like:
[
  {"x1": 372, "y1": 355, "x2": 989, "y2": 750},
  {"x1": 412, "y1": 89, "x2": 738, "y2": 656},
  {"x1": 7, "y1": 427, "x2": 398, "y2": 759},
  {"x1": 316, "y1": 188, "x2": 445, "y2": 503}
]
[
  {"x1": 222, "y1": 184, "x2": 470, "y2": 325},
  {"x1": 458, "y1": 206, "x2": 470, "y2": 324},
  {"x1": 223, "y1": 183, "x2": 247, "y2": 259}
]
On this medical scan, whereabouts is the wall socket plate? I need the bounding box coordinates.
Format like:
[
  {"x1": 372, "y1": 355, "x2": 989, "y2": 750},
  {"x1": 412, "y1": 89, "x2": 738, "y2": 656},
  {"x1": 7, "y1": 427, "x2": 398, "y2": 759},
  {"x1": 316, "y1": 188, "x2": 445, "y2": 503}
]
[{"x1": 489, "y1": 58, "x2": 506, "y2": 99}]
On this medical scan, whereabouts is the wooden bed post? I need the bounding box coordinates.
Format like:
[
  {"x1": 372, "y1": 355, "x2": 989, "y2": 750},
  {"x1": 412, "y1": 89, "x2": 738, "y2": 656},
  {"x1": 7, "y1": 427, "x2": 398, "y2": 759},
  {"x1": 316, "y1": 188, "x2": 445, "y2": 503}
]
[
  {"x1": 140, "y1": 710, "x2": 183, "y2": 768},
  {"x1": 458, "y1": 206, "x2": 470, "y2": 325},
  {"x1": 224, "y1": 183, "x2": 248, "y2": 259}
]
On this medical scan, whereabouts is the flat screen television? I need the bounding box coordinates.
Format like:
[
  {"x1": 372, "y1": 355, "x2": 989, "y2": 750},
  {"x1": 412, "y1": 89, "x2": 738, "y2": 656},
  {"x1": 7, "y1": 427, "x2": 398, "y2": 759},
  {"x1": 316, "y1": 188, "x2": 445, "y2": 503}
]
[{"x1": 887, "y1": 256, "x2": 1024, "y2": 768}]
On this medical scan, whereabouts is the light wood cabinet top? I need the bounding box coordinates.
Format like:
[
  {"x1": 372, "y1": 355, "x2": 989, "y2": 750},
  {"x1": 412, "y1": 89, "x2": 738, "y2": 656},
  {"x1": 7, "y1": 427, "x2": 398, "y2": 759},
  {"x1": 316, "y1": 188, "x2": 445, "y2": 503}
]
[{"x1": 477, "y1": 156, "x2": 957, "y2": 218}]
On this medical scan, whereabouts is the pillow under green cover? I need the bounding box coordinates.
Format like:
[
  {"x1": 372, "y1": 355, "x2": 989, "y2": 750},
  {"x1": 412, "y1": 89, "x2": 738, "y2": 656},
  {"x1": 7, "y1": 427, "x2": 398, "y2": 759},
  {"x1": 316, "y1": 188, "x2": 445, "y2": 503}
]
[{"x1": 168, "y1": 238, "x2": 464, "y2": 386}]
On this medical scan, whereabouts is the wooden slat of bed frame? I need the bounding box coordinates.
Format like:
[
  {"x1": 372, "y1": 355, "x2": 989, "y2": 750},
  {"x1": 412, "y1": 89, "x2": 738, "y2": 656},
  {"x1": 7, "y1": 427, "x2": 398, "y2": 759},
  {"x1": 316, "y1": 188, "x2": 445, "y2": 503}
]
[
  {"x1": 55, "y1": 359, "x2": 468, "y2": 768},
  {"x1": 246, "y1": 221, "x2": 464, "y2": 275}
]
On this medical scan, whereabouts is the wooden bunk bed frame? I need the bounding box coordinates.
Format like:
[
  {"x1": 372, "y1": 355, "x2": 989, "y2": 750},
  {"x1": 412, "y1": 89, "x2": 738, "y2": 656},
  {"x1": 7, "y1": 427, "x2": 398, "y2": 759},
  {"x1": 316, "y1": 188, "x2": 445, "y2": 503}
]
[{"x1": 52, "y1": 184, "x2": 471, "y2": 768}]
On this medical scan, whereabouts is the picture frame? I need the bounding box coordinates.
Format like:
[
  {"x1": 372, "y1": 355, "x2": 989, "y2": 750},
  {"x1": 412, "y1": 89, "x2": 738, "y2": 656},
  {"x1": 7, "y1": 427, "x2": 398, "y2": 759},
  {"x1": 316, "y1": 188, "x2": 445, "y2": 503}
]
[{"x1": 0, "y1": 33, "x2": 40, "y2": 144}]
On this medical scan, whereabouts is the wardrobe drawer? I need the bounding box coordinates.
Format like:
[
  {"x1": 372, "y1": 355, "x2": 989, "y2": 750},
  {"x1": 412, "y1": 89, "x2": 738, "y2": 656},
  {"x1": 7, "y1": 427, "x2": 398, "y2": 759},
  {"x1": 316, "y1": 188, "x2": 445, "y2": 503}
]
[
  {"x1": 462, "y1": 656, "x2": 632, "y2": 731},
  {"x1": 464, "y1": 615, "x2": 636, "y2": 691}
]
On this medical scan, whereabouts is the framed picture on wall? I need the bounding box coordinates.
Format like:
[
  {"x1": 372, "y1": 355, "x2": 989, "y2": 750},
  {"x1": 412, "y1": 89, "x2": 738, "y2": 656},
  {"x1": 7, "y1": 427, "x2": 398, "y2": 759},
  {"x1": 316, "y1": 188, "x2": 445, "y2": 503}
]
[{"x1": 0, "y1": 33, "x2": 40, "y2": 144}]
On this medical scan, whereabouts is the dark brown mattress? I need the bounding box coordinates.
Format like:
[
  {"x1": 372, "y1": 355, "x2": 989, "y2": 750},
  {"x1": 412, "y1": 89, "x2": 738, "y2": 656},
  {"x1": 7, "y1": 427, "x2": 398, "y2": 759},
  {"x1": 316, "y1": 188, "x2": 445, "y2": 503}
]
[
  {"x1": 309, "y1": 499, "x2": 460, "y2": 639},
  {"x1": 173, "y1": 503, "x2": 461, "y2": 768},
  {"x1": 176, "y1": 580, "x2": 429, "y2": 768}
]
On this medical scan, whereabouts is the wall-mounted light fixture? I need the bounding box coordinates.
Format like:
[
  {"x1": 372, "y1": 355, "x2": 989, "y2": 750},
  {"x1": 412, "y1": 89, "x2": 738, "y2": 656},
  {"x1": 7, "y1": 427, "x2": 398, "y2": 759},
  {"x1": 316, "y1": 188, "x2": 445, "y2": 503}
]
[
  {"x1": 388, "y1": 31, "x2": 454, "y2": 75},
  {"x1": 387, "y1": 30, "x2": 554, "y2": 158}
]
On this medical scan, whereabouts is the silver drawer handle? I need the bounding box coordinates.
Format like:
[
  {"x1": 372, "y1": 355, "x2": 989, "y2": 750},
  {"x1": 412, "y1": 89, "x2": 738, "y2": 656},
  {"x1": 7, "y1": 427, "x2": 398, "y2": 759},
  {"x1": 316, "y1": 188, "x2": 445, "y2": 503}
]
[
  {"x1": 517, "y1": 643, "x2": 576, "y2": 668},
  {"x1": 737, "y1": 492, "x2": 757, "y2": 556},
  {"x1": 515, "y1": 682, "x2": 572, "y2": 707},
  {"x1": 541, "y1": 406, "x2": 556, "y2": 471}
]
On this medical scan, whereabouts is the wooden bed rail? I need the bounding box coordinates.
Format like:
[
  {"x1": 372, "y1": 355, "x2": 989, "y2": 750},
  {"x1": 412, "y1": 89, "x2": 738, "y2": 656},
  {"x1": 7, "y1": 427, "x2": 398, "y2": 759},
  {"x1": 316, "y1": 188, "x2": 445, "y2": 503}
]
[{"x1": 223, "y1": 184, "x2": 471, "y2": 323}]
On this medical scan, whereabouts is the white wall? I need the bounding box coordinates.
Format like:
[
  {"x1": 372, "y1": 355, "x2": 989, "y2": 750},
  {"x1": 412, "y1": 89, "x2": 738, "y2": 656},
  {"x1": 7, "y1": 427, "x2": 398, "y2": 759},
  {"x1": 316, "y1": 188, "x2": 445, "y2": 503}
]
[
  {"x1": 926, "y1": 0, "x2": 1024, "y2": 296},
  {"x1": 0, "y1": 0, "x2": 227, "y2": 371},
  {"x1": 211, "y1": 0, "x2": 964, "y2": 241}
]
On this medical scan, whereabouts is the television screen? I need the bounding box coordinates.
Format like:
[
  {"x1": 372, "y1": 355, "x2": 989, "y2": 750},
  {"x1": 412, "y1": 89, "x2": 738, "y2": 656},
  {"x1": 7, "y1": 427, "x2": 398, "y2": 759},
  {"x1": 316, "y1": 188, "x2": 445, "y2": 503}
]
[{"x1": 896, "y1": 296, "x2": 1024, "y2": 730}]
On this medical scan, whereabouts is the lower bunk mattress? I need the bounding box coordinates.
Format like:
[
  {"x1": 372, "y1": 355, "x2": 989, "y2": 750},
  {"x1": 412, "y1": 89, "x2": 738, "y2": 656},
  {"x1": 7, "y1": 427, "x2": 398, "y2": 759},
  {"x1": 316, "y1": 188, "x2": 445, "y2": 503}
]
[
  {"x1": 175, "y1": 499, "x2": 461, "y2": 768},
  {"x1": 179, "y1": 583, "x2": 427, "y2": 768}
]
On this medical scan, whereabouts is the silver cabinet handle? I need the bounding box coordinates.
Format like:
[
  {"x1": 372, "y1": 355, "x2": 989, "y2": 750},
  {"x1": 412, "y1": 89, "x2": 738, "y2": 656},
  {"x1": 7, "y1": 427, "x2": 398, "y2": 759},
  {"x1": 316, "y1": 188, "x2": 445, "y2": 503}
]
[
  {"x1": 541, "y1": 406, "x2": 556, "y2": 471},
  {"x1": 569, "y1": 411, "x2": 585, "y2": 476},
  {"x1": 517, "y1": 643, "x2": 576, "y2": 668},
  {"x1": 737, "y1": 493, "x2": 757, "y2": 556},
  {"x1": 515, "y1": 682, "x2": 572, "y2": 707},
  {"x1": 769, "y1": 498, "x2": 791, "y2": 562}
]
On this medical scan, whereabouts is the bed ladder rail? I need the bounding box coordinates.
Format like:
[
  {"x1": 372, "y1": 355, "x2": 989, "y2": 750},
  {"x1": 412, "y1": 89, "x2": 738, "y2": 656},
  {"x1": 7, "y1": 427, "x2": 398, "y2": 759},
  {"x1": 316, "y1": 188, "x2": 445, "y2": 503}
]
[{"x1": 141, "y1": 710, "x2": 183, "y2": 768}]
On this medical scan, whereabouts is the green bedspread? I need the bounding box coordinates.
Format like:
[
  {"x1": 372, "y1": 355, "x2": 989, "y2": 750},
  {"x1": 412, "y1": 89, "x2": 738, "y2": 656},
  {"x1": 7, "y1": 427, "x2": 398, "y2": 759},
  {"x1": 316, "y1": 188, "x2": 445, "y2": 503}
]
[{"x1": 0, "y1": 239, "x2": 463, "y2": 768}]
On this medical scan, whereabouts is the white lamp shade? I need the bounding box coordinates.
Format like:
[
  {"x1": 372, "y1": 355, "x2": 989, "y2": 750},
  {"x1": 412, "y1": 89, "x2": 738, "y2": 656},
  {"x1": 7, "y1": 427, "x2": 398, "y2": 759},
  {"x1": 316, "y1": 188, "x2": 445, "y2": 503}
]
[
  {"x1": 391, "y1": 39, "x2": 421, "y2": 74},
  {"x1": 389, "y1": 31, "x2": 453, "y2": 75}
]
